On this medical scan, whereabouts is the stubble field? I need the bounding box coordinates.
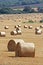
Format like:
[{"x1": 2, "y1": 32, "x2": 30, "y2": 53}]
[{"x1": 0, "y1": 13, "x2": 43, "y2": 65}]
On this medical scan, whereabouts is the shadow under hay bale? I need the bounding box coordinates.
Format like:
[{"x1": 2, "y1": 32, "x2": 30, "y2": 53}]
[
  {"x1": 7, "y1": 39, "x2": 24, "y2": 51},
  {"x1": 15, "y1": 42, "x2": 35, "y2": 57}
]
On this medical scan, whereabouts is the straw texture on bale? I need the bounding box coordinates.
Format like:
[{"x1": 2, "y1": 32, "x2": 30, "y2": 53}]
[
  {"x1": 0, "y1": 32, "x2": 6, "y2": 37},
  {"x1": 7, "y1": 39, "x2": 24, "y2": 51},
  {"x1": 15, "y1": 42, "x2": 35, "y2": 57}
]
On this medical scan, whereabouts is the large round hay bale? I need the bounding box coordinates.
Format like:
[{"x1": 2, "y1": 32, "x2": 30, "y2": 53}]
[
  {"x1": 0, "y1": 32, "x2": 6, "y2": 37},
  {"x1": 7, "y1": 39, "x2": 24, "y2": 51},
  {"x1": 15, "y1": 42, "x2": 35, "y2": 57},
  {"x1": 11, "y1": 31, "x2": 17, "y2": 35}
]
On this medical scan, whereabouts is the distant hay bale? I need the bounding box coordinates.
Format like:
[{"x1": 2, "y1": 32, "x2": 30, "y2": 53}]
[
  {"x1": 18, "y1": 25, "x2": 21, "y2": 27},
  {"x1": 35, "y1": 27, "x2": 40, "y2": 31},
  {"x1": 7, "y1": 39, "x2": 24, "y2": 51},
  {"x1": 24, "y1": 25, "x2": 28, "y2": 28},
  {"x1": 15, "y1": 25, "x2": 18, "y2": 28},
  {"x1": 14, "y1": 20, "x2": 16, "y2": 22},
  {"x1": 19, "y1": 19, "x2": 21, "y2": 22},
  {"x1": 0, "y1": 32, "x2": 6, "y2": 37},
  {"x1": 17, "y1": 30, "x2": 22, "y2": 34},
  {"x1": 16, "y1": 27, "x2": 21, "y2": 32},
  {"x1": 11, "y1": 31, "x2": 17, "y2": 35},
  {"x1": 29, "y1": 26, "x2": 33, "y2": 29},
  {"x1": 4, "y1": 26, "x2": 9, "y2": 29},
  {"x1": 16, "y1": 27, "x2": 22, "y2": 35},
  {"x1": 15, "y1": 42, "x2": 35, "y2": 57},
  {"x1": 35, "y1": 29, "x2": 42, "y2": 34},
  {"x1": 40, "y1": 25, "x2": 43, "y2": 28}
]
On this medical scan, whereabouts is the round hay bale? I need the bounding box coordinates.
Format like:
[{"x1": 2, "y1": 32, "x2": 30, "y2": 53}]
[
  {"x1": 29, "y1": 26, "x2": 33, "y2": 29},
  {"x1": 24, "y1": 25, "x2": 28, "y2": 28},
  {"x1": 11, "y1": 31, "x2": 17, "y2": 35},
  {"x1": 35, "y1": 29, "x2": 42, "y2": 34},
  {"x1": 40, "y1": 25, "x2": 43, "y2": 28},
  {"x1": 7, "y1": 39, "x2": 24, "y2": 51},
  {"x1": 0, "y1": 32, "x2": 6, "y2": 37},
  {"x1": 35, "y1": 27, "x2": 40, "y2": 31},
  {"x1": 16, "y1": 27, "x2": 21, "y2": 32},
  {"x1": 17, "y1": 30, "x2": 22, "y2": 35},
  {"x1": 15, "y1": 25, "x2": 18, "y2": 28},
  {"x1": 4, "y1": 26, "x2": 9, "y2": 29},
  {"x1": 18, "y1": 25, "x2": 21, "y2": 27},
  {"x1": 15, "y1": 42, "x2": 35, "y2": 57}
]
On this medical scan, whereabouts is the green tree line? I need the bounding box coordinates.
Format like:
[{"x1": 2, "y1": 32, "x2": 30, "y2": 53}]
[{"x1": 0, "y1": 7, "x2": 43, "y2": 14}]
